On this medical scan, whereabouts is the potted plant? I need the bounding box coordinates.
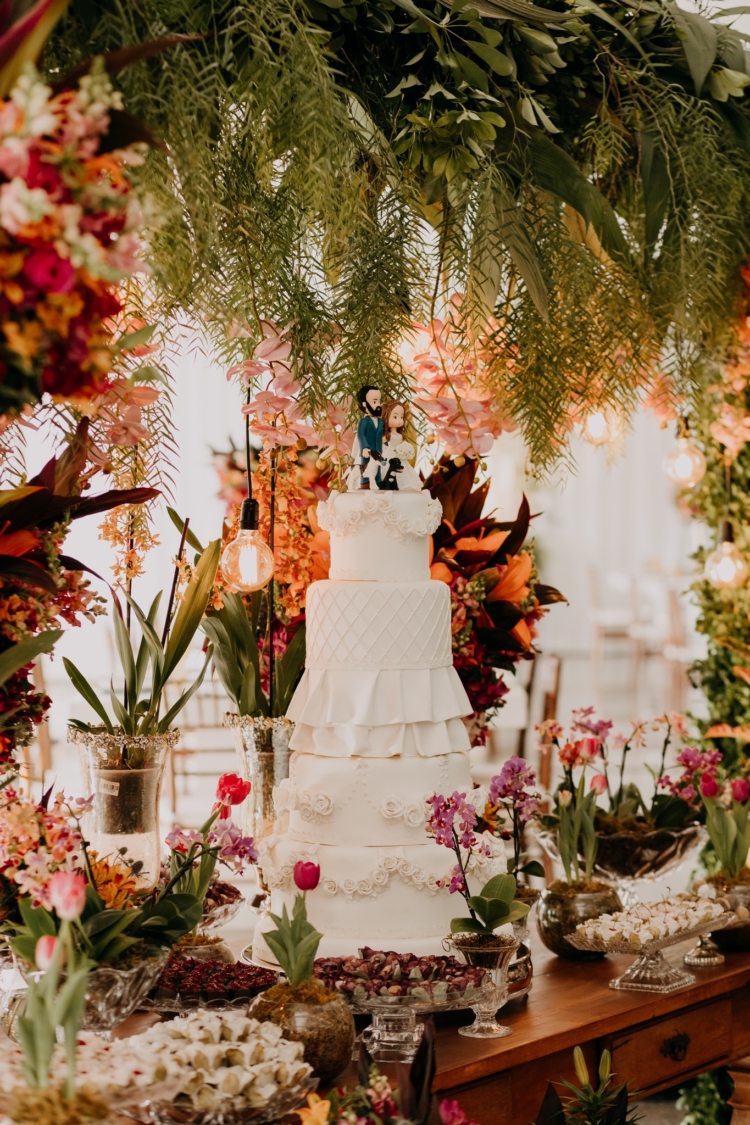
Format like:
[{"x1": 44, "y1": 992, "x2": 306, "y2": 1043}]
[
  {"x1": 476, "y1": 756, "x2": 545, "y2": 995},
  {"x1": 0, "y1": 870, "x2": 109, "y2": 1125},
  {"x1": 64, "y1": 538, "x2": 220, "y2": 889},
  {"x1": 691, "y1": 773, "x2": 750, "y2": 952},
  {"x1": 425, "y1": 787, "x2": 528, "y2": 1037},
  {"x1": 163, "y1": 771, "x2": 256, "y2": 962},
  {"x1": 1, "y1": 787, "x2": 204, "y2": 1034},
  {"x1": 202, "y1": 583, "x2": 306, "y2": 866},
  {"x1": 538, "y1": 710, "x2": 710, "y2": 902},
  {"x1": 536, "y1": 775, "x2": 622, "y2": 960},
  {"x1": 533, "y1": 1047, "x2": 636, "y2": 1125},
  {"x1": 250, "y1": 861, "x2": 355, "y2": 1082}
]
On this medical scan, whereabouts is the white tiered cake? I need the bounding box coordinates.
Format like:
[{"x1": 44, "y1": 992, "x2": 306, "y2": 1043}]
[{"x1": 253, "y1": 490, "x2": 505, "y2": 960}]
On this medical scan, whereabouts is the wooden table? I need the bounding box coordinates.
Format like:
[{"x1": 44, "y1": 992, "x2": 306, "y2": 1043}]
[
  {"x1": 338, "y1": 938, "x2": 750, "y2": 1125},
  {"x1": 119, "y1": 938, "x2": 750, "y2": 1125}
]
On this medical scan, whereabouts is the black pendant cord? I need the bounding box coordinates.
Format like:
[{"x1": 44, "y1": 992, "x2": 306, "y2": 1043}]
[
  {"x1": 245, "y1": 387, "x2": 252, "y2": 503},
  {"x1": 268, "y1": 446, "x2": 276, "y2": 718}
]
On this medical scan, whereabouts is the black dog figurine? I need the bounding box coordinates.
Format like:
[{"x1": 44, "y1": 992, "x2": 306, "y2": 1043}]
[{"x1": 377, "y1": 457, "x2": 403, "y2": 490}]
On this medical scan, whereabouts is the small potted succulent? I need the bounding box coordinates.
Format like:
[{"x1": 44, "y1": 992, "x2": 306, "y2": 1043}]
[
  {"x1": 536, "y1": 776, "x2": 622, "y2": 960},
  {"x1": 250, "y1": 862, "x2": 355, "y2": 1082}
]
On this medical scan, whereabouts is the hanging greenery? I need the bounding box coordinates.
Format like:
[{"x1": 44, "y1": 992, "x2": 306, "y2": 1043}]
[{"x1": 41, "y1": 0, "x2": 750, "y2": 468}]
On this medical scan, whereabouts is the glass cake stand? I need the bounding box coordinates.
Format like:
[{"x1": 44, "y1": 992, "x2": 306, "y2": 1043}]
[
  {"x1": 349, "y1": 993, "x2": 477, "y2": 1062},
  {"x1": 118, "y1": 1077, "x2": 318, "y2": 1125},
  {"x1": 565, "y1": 915, "x2": 731, "y2": 993}
]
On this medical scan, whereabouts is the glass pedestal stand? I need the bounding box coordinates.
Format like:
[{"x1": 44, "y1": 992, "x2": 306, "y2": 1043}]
[
  {"x1": 447, "y1": 935, "x2": 520, "y2": 1039},
  {"x1": 683, "y1": 933, "x2": 725, "y2": 968},
  {"x1": 566, "y1": 915, "x2": 731, "y2": 994},
  {"x1": 350, "y1": 993, "x2": 482, "y2": 1063}
]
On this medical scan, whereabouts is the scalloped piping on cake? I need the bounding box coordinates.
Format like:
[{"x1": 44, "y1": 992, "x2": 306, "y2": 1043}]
[{"x1": 318, "y1": 492, "x2": 442, "y2": 540}]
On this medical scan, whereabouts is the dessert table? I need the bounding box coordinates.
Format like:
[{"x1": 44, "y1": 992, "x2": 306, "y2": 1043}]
[{"x1": 329, "y1": 937, "x2": 750, "y2": 1125}]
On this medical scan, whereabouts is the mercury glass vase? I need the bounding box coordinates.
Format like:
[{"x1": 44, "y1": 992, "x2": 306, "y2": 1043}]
[
  {"x1": 70, "y1": 729, "x2": 177, "y2": 891},
  {"x1": 449, "y1": 935, "x2": 519, "y2": 1039},
  {"x1": 537, "y1": 887, "x2": 624, "y2": 960}
]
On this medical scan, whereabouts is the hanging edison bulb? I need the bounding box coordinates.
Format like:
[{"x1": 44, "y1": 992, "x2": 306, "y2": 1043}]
[
  {"x1": 221, "y1": 499, "x2": 275, "y2": 592},
  {"x1": 663, "y1": 437, "x2": 706, "y2": 488},
  {"x1": 705, "y1": 522, "x2": 748, "y2": 590},
  {"x1": 581, "y1": 408, "x2": 625, "y2": 449}
]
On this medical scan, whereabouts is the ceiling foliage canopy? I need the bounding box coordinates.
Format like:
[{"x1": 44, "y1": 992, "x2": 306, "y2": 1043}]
[{"x1": 46, "y1": 0, "x2": 750, "y2": 466}]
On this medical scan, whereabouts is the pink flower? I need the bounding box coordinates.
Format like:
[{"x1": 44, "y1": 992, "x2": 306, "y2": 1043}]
[
  {"x1": 732, "y1": 778, "x2": 750, "y2": 803},
  {"x1": 700, "y1": 772, "x2": 720, "y2": 799},
  {"x1": 104, "y1": 405, "x2": 152, "y2": 446},
  {"x1": 558, "y1": 789, "x2": 572, "y2": 808},
  {"x1": 590, "y1": 774, "x2": 608, "y2": 795},
  {"x1": 214, "y1": 773, "x2": 251, "y2": 819},
  {"x1": 22, "y1": 246, "x2": 75, "y2": 294},
  {"x1": 439, "y1": 1100, "x2": 478, "y2": 1125},
  {"x1": 293, "y1": 861, "x2": 320, "y2": 891},
  {"x1": 35, "y1": 935, "x2": 60, "y2": 970},
  {"x1": 48, "y1": 871, "x2": 87, "y2": 920}
]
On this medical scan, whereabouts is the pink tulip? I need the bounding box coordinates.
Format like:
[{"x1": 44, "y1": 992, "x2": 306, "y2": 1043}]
[
  {"x1": 49, "y1": 871, "x2": 87, "y2": 920},
  {"x1": 293, "y1": 861, "x2": 321, "y2": 891},
  {"x1": 700, "y1": 772, "x2": 720, "y2": 799},
  {"x1": 732, "y1": 778, "x2": 750, "y2": 803},
  {"x1": 35, "y1": 935, "x2": 60, "y2": 971},
  {"x1": 590, "y1": 774, "x2": 608, "y2": 796},
  {"x1": 558, "y1": 790, "x2": 572, "y2": 808}
]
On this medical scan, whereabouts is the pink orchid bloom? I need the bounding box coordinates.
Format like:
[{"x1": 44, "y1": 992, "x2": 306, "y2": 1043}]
[{"x1": 105, "y1": 405, "x2": 152, "y2": 446}]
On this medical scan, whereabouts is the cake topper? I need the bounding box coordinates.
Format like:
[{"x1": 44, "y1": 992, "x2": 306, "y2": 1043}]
[{"x1": 347, "y1": 391, "x2": 422, "y2": 492}]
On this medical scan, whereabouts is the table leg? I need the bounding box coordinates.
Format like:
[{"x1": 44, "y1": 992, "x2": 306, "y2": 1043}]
[{"x1": 728, "y1": 1061, "x2": 750, "y2": 1125}]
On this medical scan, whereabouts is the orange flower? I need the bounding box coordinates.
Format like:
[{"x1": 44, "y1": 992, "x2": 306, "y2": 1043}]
[
  {"x1": 88, "y1": 853, "x2": 137, "y2": 910},
  {"x1": 486, "y1": 553, "x2": 532, "y2": 604},
  {"x1": 430, "y1": 561, "x2": 453, "y2": 583},
  {"x1": 511, "y1": 618, "x2": 533, "y2": 648}
]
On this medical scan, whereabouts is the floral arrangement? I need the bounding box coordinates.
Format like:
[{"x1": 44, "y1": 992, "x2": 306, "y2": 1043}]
[
  {"x1": 540, "y1": 710, "x2": 719, "y2": 832},
  {"x1": 0, "y1": 61, "x2": 150, "y2": 421},
  {"x1": 0, "y1": 420, "x2": 156, "y2": 766},
  {"x1": 299, "y1": 1071, "x2": 479, "y2": 1125},
  {"x1": 425, "y1": 456, "x2": 564, "y2": 746},
  {"x1": 573, "y1": 896, "x2": 726, "y2": 950},
  {"x1": 699, "y1": 772, "x2": 750, "y2": 885},
  {"x1": 426, "y1": 788, "x2": 528, "y2": 935},
  {"x1": 403, "y1": 304, "x2": 515, "y2": 464},
  {"x1": 164, "y1": 772, "x2": 257, "y2": 915},
  {"x1": 482, "y1": 757, "x2": 544, "y2": 884},
  {"x1": 0, "y1": 782, "x2": 203, "y2": 969}
]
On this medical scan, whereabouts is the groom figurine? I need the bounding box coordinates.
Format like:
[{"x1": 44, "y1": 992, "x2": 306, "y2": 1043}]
[{"x1": 356, "y1": 384, "x2": 384, "y2": 490}]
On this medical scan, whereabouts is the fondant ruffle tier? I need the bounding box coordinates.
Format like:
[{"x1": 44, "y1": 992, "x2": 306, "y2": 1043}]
[
  {"x1": 287, "y1": 666, "x2": 471, "y2": 728},
  {"x1": 289, "y1": 718, "x2": 469, "y2": 758}
]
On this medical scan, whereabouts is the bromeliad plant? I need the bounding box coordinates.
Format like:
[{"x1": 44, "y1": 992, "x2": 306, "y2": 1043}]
[
  {"x1": 64, "y1": 539, "x2": 221, "y2": 763},
  {"x1": 426, "y1": 790, "x2": 529, "y2": 934},
  {"x1": 533, "y1": 1048, "x2": 638, "y2": 1125}
]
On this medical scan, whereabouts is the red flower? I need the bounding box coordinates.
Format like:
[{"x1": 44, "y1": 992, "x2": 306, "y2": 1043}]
[
  {"x1": 22, "y1": 247, "x2": 75, "y2": 294},
  {"x1": 214, "y1": 773, "x2": 251, "y2": 819},
  {"x1": 700, "y1": 772, "x2": 720, "y2": 799},
  {"x1": 293, "y1": 861, "x2": 321, "y2": 891},
  {"x1": 731, "y1": 777, "x2": 749, "y2": 803}
]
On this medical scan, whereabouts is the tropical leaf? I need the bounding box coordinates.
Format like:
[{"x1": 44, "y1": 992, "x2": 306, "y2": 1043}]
[
  {"x1": 63, "y1": 658, "x2": 114, "y2": 732},
  {"x1": 0, "y1": 629, "x2": 62, "y2": 686},
  {"x1": 161, "y1": 539, "x2": 220, "y2": 685},
  {"x1": 669, "y1": 5, "x2": 717, "y2": 95},
  {"x1": 0, "y1": 0, "x2": 69, "y2": 99},
  {"x1": 641, "y1": 130, "x2": 671, "y2": 252}
]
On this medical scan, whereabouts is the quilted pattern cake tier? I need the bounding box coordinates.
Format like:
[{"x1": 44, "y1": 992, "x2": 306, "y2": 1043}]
[{"x1": 304, "y1": 580, "x2": 451, "y2": 670}]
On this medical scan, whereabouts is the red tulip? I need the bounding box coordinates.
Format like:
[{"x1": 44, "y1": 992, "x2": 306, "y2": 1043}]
[
  {"x1": 215, "y1": 773, "x2": 252, "y2": 819},
  {"x1": 700, "y1": 772, "x2": 720, "y2": 799},
  {"x1": 732, "y1": 777, "x2": 750, "y2": 803},
  {"x1": 293, "y1": 861, "x2": 321, "y2": 891},
  {"x1": 49, "y1": 871, "x2": 87, "y2": 920},
  {"x1": 589, "y1": 774, "x2": 608, "y2": 796}
]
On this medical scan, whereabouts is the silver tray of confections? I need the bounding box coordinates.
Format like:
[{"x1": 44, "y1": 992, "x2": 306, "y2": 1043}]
[
  {"x1": 119, "y1": 1077, "x2": 318, "y2": 1125},
  {"x1": 565, "y1": 915, "x2": 732, "y2": 994}
]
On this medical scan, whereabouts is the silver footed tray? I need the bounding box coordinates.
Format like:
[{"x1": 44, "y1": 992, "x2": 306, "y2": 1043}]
[{"x1": 566, "y1": 915, "x2": 732, "y2": 993}]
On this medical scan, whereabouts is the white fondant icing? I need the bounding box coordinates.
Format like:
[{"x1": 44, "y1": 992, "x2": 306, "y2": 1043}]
[
  {"x1": 304, "y1": 580, "x2": 452, "y2": 670},
  {"x1": 281, "y1": 751, "x2": 472, "y2": 846},
  {"x1": 287, "y1": 666, "x2": 470, "y2": 728},
  {"x1": 288, "y1": 716, "x2": 470, "y2": 758},
  {"x1": 318, "y1": 491, "x2": 440, "y2": 582}
]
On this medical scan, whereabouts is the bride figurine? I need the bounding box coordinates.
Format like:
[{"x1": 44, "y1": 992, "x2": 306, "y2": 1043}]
[{"x1": 378, "y1": 400, "x2": 422, "y2": 491}]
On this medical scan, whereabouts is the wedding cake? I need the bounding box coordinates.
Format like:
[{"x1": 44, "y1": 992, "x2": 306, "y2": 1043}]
[{"x1": 253, "y1": 489, "x2": 506, "y2": 960}]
